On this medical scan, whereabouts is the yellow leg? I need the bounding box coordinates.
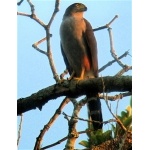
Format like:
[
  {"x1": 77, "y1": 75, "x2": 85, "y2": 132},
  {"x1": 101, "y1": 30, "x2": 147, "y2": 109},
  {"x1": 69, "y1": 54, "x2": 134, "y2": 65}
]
[{"x1": 68, "y1": 71, "x2": 75, "y2": 80}]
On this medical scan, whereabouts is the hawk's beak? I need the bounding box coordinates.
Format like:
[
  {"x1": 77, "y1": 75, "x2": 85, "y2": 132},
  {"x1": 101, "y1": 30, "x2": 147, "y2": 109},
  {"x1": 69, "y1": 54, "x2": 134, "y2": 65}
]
[
  {"x1": 80, "y1": 5, "x2": 87, "y2": 12},
  {"x1": 84, "y1": 6, "x2": 87, "y2": 11}
]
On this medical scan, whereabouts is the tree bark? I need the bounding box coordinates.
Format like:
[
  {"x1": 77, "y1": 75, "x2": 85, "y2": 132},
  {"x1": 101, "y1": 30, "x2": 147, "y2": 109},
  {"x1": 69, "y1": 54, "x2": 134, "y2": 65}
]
[{"x1": 17, "y1": 76, "x2": 132, "y2": 115}]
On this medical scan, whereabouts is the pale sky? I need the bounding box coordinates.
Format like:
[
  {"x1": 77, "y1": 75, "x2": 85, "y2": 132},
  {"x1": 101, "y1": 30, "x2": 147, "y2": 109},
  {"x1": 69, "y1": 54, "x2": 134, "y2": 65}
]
[{"x1": 17, "y1": 0, "x2": 132, "y2": 149}]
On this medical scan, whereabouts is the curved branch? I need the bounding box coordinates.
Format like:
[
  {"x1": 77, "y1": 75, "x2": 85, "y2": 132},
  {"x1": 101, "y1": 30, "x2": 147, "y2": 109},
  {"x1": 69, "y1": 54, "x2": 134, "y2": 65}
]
[{"x1": 17, "y1": 76, "x2": 132, "y2": 115}]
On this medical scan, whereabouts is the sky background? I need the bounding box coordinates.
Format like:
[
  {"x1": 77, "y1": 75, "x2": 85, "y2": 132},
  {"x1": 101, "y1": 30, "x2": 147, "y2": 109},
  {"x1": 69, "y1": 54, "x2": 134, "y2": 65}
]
[
  {"x1": 1, "y1": 0, "x2": 150, "y2": 150},
  {"x1": 17, "y1": 0, "x2": 132, "y2": 149}
]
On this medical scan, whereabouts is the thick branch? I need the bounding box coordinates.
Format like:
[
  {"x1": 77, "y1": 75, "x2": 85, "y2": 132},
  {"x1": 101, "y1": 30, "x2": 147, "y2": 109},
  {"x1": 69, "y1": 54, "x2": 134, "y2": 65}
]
[{"x1": 17, "y1": 76, "x2": 132, "y2": 115}]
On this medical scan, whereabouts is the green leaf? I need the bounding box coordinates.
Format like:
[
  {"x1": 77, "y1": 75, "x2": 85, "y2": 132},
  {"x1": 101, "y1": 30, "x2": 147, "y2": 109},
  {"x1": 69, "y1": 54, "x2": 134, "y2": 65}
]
[
  {"x1": 79, "y1": 140, "x2": 89, "y2": 148},
  {"x1": 123, "y1": 116, "x2": 132, "y2": 129},
  {"x1": 126, "y1": 106, "x2": 132, "y2": 117},
  {"x1": 111, "y1": 124, "x2": 116, "y2": 137}
]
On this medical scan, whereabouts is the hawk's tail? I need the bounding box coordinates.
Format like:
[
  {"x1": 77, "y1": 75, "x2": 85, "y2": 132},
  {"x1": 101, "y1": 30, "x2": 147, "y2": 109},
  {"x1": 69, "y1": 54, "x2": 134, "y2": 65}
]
[{"x1": 87, "y1": 97, "x2": 103, "y2": 130}]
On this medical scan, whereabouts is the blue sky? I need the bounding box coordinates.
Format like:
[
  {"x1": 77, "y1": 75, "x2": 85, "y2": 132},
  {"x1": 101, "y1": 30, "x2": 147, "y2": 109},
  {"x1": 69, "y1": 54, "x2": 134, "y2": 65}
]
[{"x1": 17, "y1": 0, "x2": 132, "y2": 149}]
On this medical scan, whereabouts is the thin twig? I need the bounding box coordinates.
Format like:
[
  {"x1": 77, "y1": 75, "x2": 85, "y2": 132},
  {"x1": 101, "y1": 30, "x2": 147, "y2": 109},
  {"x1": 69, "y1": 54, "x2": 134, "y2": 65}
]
[
  {"x1": 98, "y1": 51, "x2": 129, "y2": 73},
  {"x1": 108, "y1": 27, "x2": 125, "y2": 68},
  {"x1": 27, "y1": 0, "x2": 35, "y2": 14},
  {"x1": 32, "y1": 46, "x2": 47, "y2": 56},
  {"x1": 98, "y1": 92, "x2": 132, "y2": 101},
  {"x1": 63, "y1": 112, "x2": 70, "y2": 122},
  {"x1": 62, "y1": 112, "x2": 116, "y2": 125},
  {"x1": 101, "y1": 76, "x2": 127, "y2": 133},
  {"x1": 115, "y1": 66, "x2": 132, "y2": 76},
  {"x1": 17, "y1": 12, "x2": 31, "y2": 17},
  {"x1": 41, "y1": 136, "x2": 68, "y2": 150},
  {"x1": 116, "y1": 99, "x2": 120, "y2": 116},
  {"x1": 64, "y1": 97, "x2": 91, "y2": 149},
  {"x1": 105, "y1": 94, "x2": 127, "y2": 133},
  {"x1": 27, "y1": 0, "x2": 46, "y2": 27},
  {"x1": 47, "y1": 0, "x2": 60, "y2": 27},
  {"x1": 17, "y1": 0, "x2": 24, "y2": 6},
  {"x1": 18, "y1": 0, "x2": 60, "y2": 82},
  {"x1": 17, "y1": 114, "x2": 23, "y2": 146},
  {"x1": 17, "y1": 0, "x2": 46, "y2": 27},
  {"x1": 40, "y1": 129, "x2": 94, "y2": 150},
  {"x1": 45, "y1": 0, "x2": 60, "y2": 82},
  {"x1": 32, "y1": 37, "x2": 48, "y2": 56},
  {"x1": 34, "y1": 97, "x2": 70, "y2": 150},
  {"x1": 93, "y1": 15, "x2": 118, "y2": 31}
]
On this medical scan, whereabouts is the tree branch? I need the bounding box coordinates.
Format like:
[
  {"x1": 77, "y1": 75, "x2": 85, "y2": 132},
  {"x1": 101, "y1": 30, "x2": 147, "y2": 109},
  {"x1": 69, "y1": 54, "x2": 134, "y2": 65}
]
[
  {"x1": 98, "y1": 92, "x2": 132, "y2": 101},
  {"x1": 34, "y1": 97, "x2": 70, "y2": 150},
  {"x1": 115, "y1": 66, "x2": 132, "y2": 76},
  {"x1": 98, "y1": 51, "x2": 129, "y2": 73},
  {"x1": 17, "y1": 0, "x2": 24, "y2": 6},
  {"x1": 93, "y1": 15, "x2": 118, "y2": 31},
  {"x1": 17, "y1": 76, "x2": 132, "y2": 115},
  {"x1": 17, "y1": 114, "x2": 23, "y2": 146}
]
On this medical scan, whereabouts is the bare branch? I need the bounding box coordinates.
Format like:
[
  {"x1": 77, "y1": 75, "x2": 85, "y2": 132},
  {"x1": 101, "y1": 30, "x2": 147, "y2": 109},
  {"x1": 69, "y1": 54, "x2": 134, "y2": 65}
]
[
  {"x1": 101, "y1": 77, "x2": 127, "y2": 134},
  {"x1": 33, "y1": 37, "x2": 47, "y2": 47},
  {"x1": 62, "y1": 112, "x2": 116, "y2": 125},
  {"x1": 17, "y1": 76, "x2": 132, "y2": 115},
  {"x1": 27, "y1": 0, "x2": 46, "y2": 27},
  {"x1": 41, "y1": 136, "x2": 68, "y2": 150},
  {"x1": 34, "y1": 97, "x2": 70, "y2": 150},
  {"x1": 105, "y1": 94, "x2": 127, "y2": 133},
  {"x1": 93, "y1": 15, "x2": 118, "y2": 31},
  {"x1": 17, "y1": 12, "x2": 31, "y2": 17},
  {"x1": 17, "y1": 0, "x2": 24, "y2": 6},
  {"x1": 17, "y1": 1, "x2": 46, "y2": 27},
  {"x1": 40, "y1": 118, "x2": 116, "y2": 150},
  {"x1": 63, "y1": 112, "x2": 71, "y2": 122},
  {"x1": 47, "y1": 0, "x2": 60, "y2": 27},
  {"x1": 32, "y1": 37, "x2": 48, "y2": 56},
  {"x1": 17, "y1": 114, "x2": 23, "y2": 146},
  {"x1": 45, "y1": 0, "x2": 60, "y2": 82},
  {"x1": 107, "y1": 15, "x2": 119, "y2": 27},
  {"x1": 98, "y1": 51, "x2": 129, "y2": 73},
  {"x1": 18, "y1": 0, "x2": 59, "y2": 82},
  {"x1": 40, "y1": 129, "x2": 92, "y2": 150},
  {"x1": 32, "y1": 45, "x2": 47, "y2": 56},
  {"x1": 27, "y1": 0, "x2": 35, "y2": 14},
  {"x1": 108, "y1": 27, "x2": 125, "y2": 68},
  {"x1": 64, "y1": 98, "x2": 85, "y2": 150},
  {"x1": 115, "y1": 66, "x2": 132, "y2": 76},
  {"x1": 98, "y1": 92, "x2": 132, "y2": 101}
]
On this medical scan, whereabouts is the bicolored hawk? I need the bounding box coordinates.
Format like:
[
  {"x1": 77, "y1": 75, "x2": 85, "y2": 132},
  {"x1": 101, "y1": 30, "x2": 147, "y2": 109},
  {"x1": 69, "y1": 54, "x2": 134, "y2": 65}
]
[{"x1": 60, "y1": 3, "x2": 103, "y2": 130}]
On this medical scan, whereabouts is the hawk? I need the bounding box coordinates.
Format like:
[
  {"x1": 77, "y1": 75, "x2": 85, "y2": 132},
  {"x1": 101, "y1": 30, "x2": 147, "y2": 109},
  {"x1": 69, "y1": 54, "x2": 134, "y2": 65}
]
[{"x1": 60, "y1": 3, "x2": 103, "y2": 130}]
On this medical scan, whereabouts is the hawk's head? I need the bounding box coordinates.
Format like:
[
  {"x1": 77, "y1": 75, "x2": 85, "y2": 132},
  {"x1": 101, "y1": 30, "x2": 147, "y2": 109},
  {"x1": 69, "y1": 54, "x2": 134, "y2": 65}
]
[{"x1": 64, "y1": 3, "x2": 87, "y2": 17}]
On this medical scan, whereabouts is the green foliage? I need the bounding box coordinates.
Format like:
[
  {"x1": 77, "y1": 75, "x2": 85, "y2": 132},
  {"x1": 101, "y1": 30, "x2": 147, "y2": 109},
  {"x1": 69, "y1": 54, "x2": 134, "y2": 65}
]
[
  {"x1": 79, "y1": 97, "x2": 132, "y2": 148},
  {"x1": 114, "y1": 98, "x2": 132, "y2": 137},
  {"x1": 79, "y1": 140, "x2": 90, "y2": 148},
  {"x1": 79, "y1": 129, "x2": 113, "y2": 148}
]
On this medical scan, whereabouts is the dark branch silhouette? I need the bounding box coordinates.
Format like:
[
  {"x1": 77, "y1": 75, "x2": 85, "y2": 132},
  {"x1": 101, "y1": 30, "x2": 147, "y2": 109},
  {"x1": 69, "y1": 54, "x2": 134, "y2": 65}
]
[{"x1": 17, "y1": 76, "x2": 131, "y2": 115}]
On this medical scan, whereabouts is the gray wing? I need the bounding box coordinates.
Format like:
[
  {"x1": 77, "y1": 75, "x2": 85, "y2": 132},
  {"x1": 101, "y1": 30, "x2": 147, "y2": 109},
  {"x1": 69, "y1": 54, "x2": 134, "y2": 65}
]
[{"x1": 83, "y1": 18, "x2": 99, "y2": 77}]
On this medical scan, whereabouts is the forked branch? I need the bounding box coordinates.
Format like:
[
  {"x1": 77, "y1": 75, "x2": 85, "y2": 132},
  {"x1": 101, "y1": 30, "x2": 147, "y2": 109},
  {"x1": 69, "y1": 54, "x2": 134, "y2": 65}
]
[{"x1": 34, "y1": 97, "x2": 70, "y2": 150}]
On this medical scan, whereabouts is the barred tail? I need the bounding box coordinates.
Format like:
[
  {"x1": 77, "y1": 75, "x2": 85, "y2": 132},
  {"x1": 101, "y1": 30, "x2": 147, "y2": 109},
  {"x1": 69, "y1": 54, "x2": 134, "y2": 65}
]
[{"x1": 87, "y1": 97, "x2": 103, "y2": 130}]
